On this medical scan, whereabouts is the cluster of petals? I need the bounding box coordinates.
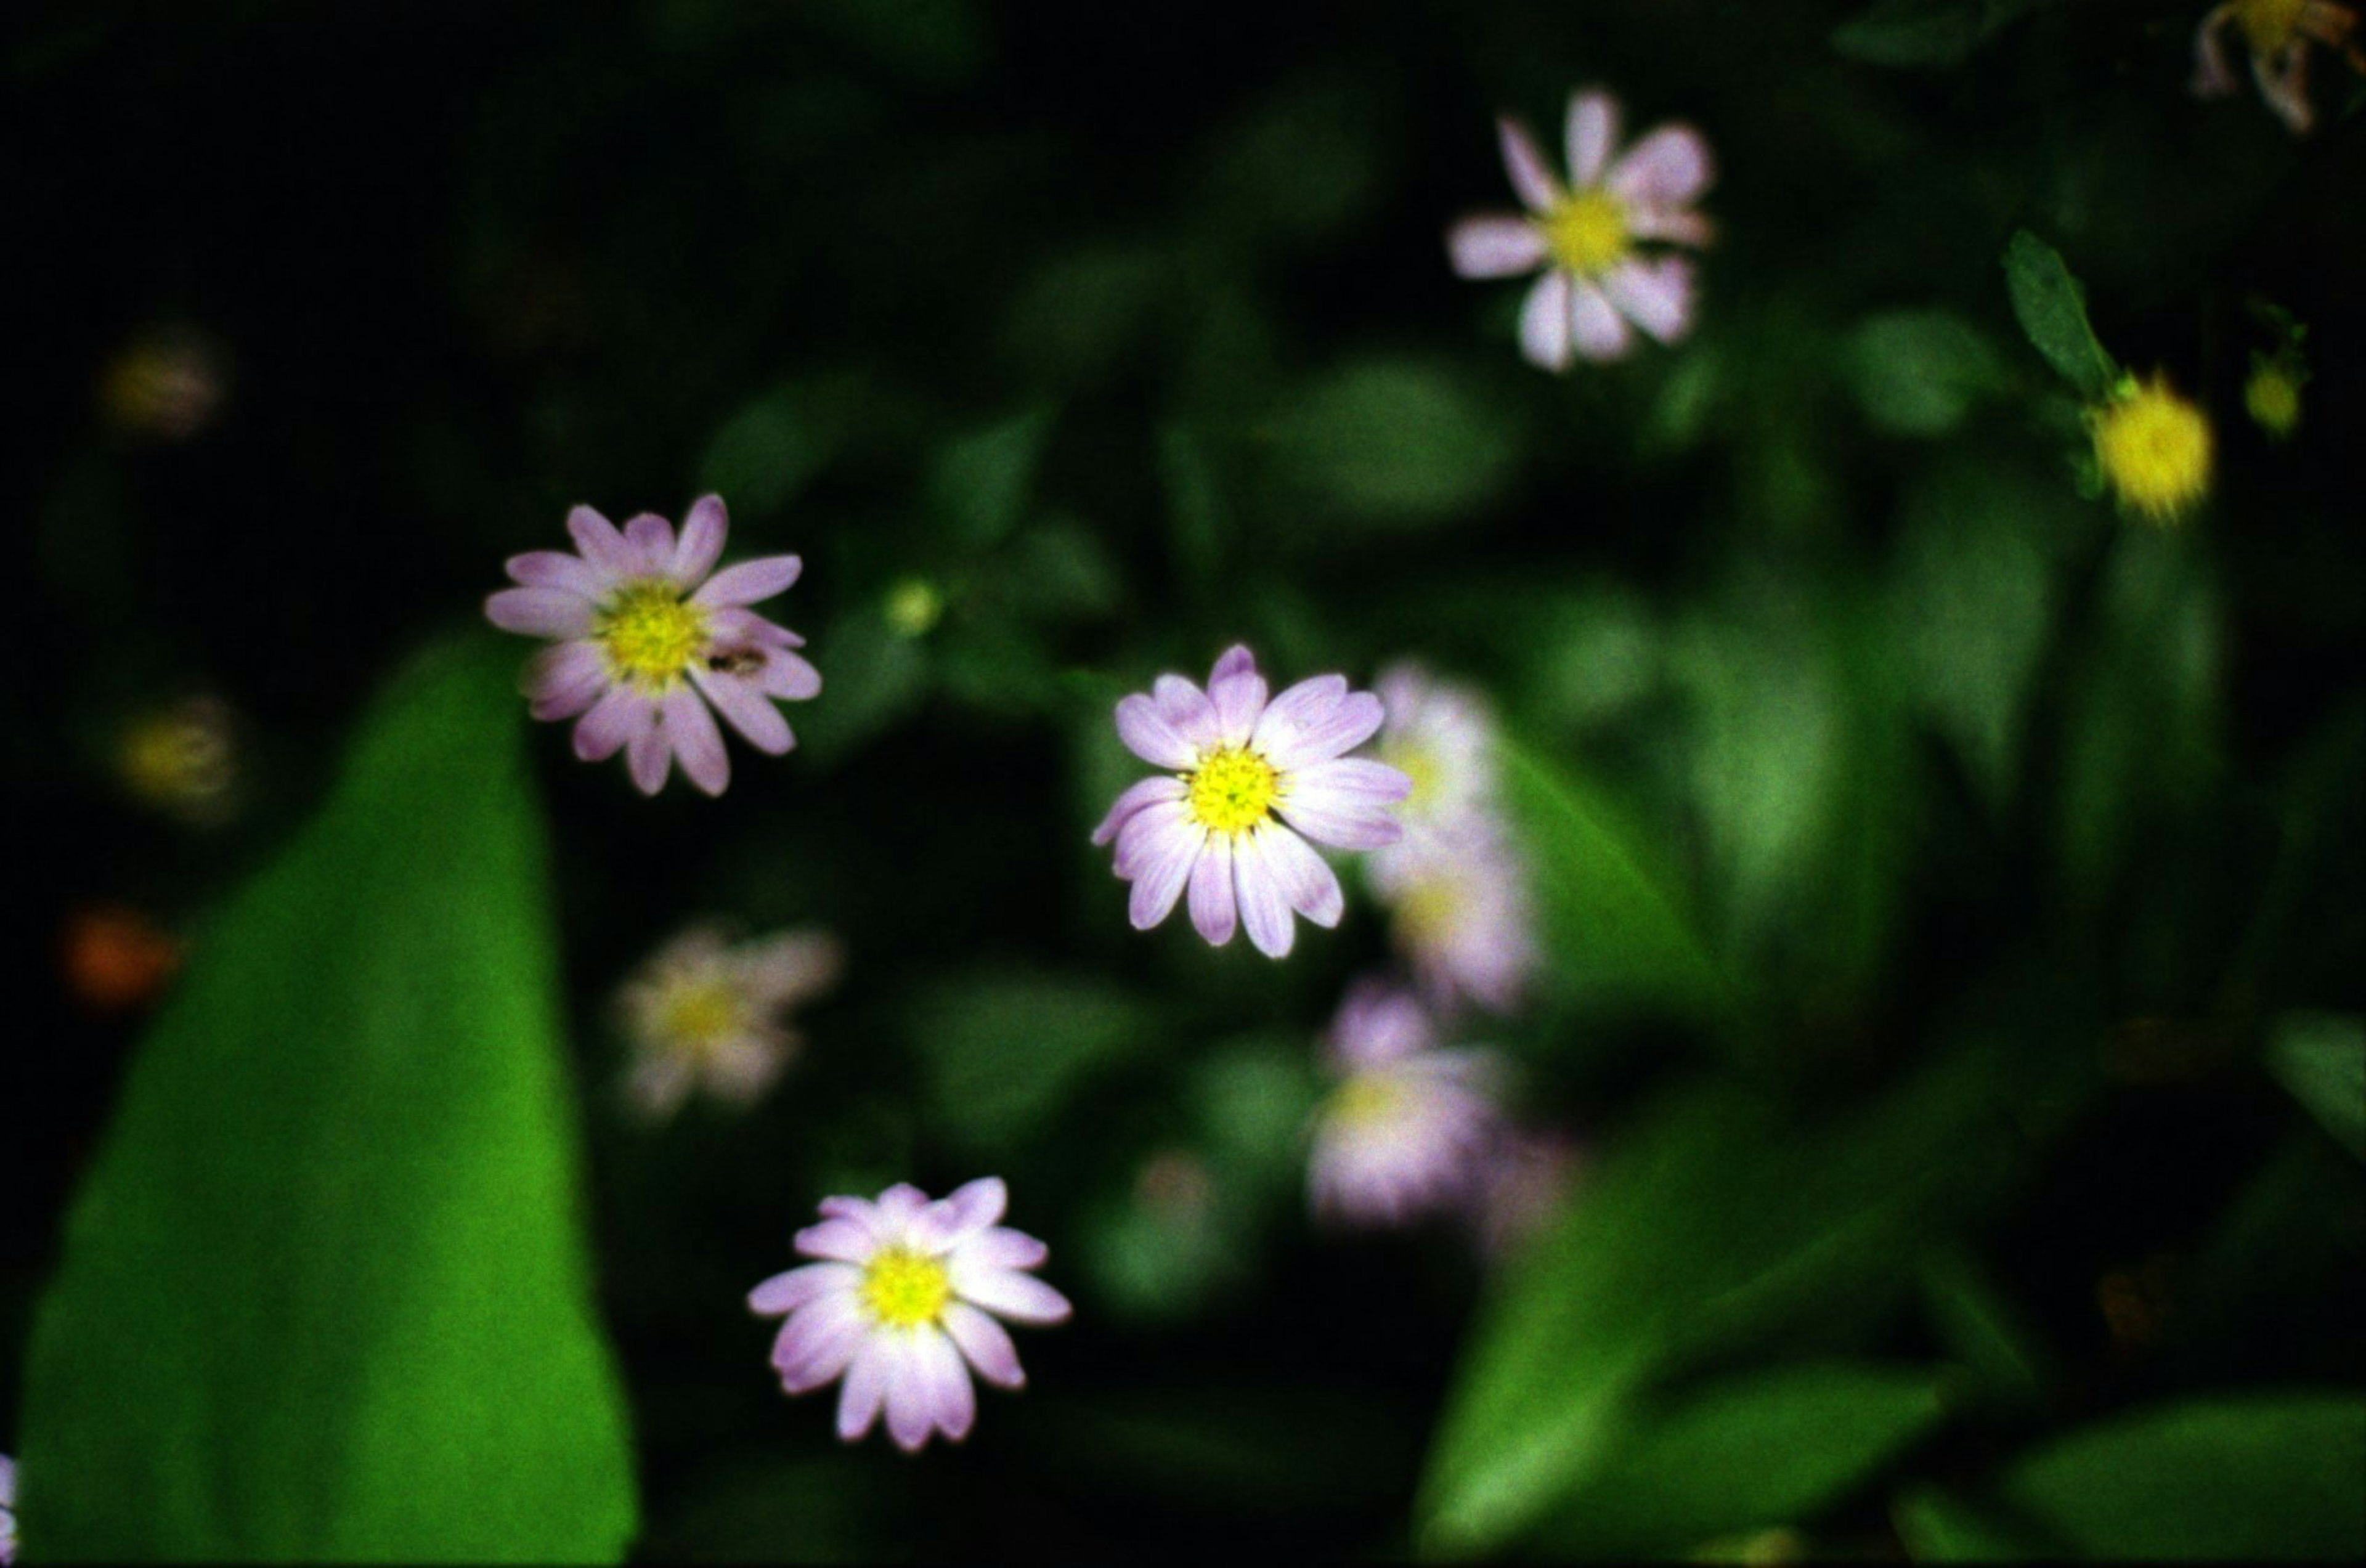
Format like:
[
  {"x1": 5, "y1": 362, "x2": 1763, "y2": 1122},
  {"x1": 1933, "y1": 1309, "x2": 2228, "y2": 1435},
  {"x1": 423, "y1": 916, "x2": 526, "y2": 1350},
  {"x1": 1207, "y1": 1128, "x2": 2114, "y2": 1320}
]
[
  {"x1": 1448, "y1": 88, "x2": 1714, "y2": 370},
  {"x1": 749, "y1": 1179, "x2": 1070, "y2": 1454},
  {"x1": 617, "y1": 922, "x2": 844, "y2": 1120},
  {"x1": 485, "y1": 495, "x2": 819, "y2": 796},
  {"x1": 1367, "y1": 663, "x2": 1540, "y2": 1015},
  {"x1": 2192, "y1": 0, "x2": 2362, "y2": 134},
  {"x1": 1307, "y1": 981, "x2": 1507, "y2": 1227},
  {"x1": 1092, "y1": 645, "x2": 1412, "y2": 959}
]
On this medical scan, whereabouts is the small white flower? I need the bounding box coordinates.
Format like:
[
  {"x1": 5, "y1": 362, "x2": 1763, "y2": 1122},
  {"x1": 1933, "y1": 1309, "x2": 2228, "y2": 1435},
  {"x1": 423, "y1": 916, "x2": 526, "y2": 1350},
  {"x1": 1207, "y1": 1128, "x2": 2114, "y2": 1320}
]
[
  {"x1": 617, "y1": 924, "x2": 843, "y2": 1120},
  {"x1": 1308, "y1": 982, "x2": 1506, "y2": 1227},
  {"x1": 749, "y1": 1179, "x2": 1071, "y2": 1453}
]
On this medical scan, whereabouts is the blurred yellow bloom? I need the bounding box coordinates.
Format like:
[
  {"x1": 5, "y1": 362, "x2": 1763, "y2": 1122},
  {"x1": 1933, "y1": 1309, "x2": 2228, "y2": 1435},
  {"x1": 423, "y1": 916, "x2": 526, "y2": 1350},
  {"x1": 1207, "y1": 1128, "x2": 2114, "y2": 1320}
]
[
  {"x1": 2089, "y1": 374, "x2": 2213, "y2": 525},
  {"x1": 2245, "y1": 355, "x2": 2304, "y2": 439},
  {"x1": 116, "y1": 695, "x2": 239, "y2": 825}
]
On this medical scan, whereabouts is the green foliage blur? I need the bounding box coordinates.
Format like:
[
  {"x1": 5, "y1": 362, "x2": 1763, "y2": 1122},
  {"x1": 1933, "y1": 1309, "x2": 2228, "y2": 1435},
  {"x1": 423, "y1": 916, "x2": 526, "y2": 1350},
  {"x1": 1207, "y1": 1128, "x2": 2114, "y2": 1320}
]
[{"x1": 8, "y1": 0, "x2": 2363, "y2": 1560}]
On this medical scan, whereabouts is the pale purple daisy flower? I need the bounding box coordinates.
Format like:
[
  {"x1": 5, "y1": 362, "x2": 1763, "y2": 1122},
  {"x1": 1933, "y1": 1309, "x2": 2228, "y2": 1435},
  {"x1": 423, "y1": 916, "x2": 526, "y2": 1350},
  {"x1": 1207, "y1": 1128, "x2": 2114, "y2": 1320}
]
[
  {"x1": 2191, "y1": 0, "x2": 2361, "y2": 134},
  {"x1": 617, "y1": 922, "x2": 844, "y2": 1121},
  {"x1": 485, "y1": 494, "x2": 820, "y2": 796},
  {"x1": 1307, "y1": 981, "x2": 1505, "y2": 1227},
  {"x1": 1368, "y1": 661, "x2": 1504, "y2": 881},
  {"x1": 1, "y1": 1453, "x2": 15, "y2": 1566},
  {"x1": 1090, "y1": 645, "x2": 1412, "y2": 959},
  {"x1": 749, "y1": 1178, "x2": 1071, "y2": 1454},
  {"x1": 1377, "y1": 834, "x2": 1542, "y2": 1017},
  {"x1": 1446, "y1": 87, "x2": 1715, "y2": 370}
]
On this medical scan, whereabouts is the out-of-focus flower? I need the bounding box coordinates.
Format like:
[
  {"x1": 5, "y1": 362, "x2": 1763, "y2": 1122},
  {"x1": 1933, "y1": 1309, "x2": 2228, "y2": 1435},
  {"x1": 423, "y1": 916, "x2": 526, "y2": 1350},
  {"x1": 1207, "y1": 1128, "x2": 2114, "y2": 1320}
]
[
  {"x1": 60, "y1": 904, "x2": 183, "y2": 1015},
  {"x1": 2192, "y1": 0, "x2": 2362, "y2": 134},
  {"x1": 1091, "y1": 645, "x2": 1410, "y2": 959},
  {"x1": 485, "y1": 495, "x2": 819, "y2": 796},
  {"x1": 2245, "y1": 355, "x2": 2304, "y2": 438},
  {"x1": 1370, "y1": 662, "x2": 1500, "y2": 855},
  {"x1": 617, "y1": 923, "x2": 842, "y2": 1121},
  {"x1": 1378, "y1": 837, "x2": 1541, "y2": 1015},
  {"x1": 1467, "y1": 1128, "x2": 1582, "y2": 1261},
  {"x1": 1447, "y1": 87, "x2": 1714, "y2": 370},
  {"x1": 1, "y1": 1452, "x2": 15, "y2": 1566},
  {"x1": 1308, "y1": 981, "x2": 1505, "y2": 1226},
  {"x1": 749, "y1": 1177, "x2": 1071, "y2": 1453},
  {"x1": 116, "y1": 694, "x2": 239, "y2": 826},
  {"x1": 97, "y1": 326, "x2": 228, "y2": 442},
  {"x1": 884, "y1": 577, "x2": 945, "y2": 638},
  {"x1": 2088, "y1": 373, "x2": 2214, "y2": 524}
]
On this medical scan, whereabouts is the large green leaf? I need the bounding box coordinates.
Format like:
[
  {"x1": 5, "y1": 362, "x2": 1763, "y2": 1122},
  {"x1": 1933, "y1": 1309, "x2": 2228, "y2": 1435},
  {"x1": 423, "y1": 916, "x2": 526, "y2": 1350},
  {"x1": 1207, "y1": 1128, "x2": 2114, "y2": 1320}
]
[
  {"x1": 18, "y1": 633, "x2": 636, "y2": 1561},
  {"x1": 1259, "y1": 354, "x2": 1520, "y2": 532},
  {"x1": 909, "y1": 969, "x2": 1163, "y2": 1155},
  {"x1": 1996, "y1": 1393, "x2": 2366, "y2": 1559},
  {"x1": 2266, "y1": 1012, "x2": 2366, "y2": 1160},
  {"x1": 2001, "y1": 230, "x2": 2120, "y2": 402}
]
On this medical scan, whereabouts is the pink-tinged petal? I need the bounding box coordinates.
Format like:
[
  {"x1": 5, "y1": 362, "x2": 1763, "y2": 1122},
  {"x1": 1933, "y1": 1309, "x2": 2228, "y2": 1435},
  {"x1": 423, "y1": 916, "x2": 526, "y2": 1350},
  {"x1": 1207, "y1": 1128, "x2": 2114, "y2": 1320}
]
[
  {"x1": 1519, "y1": 270, "x2": 1575, "y2": 373},
  {"x1": 1565, "y1": 89, "x2": 1620, "y2": 187},
  {"x1": 625, "y1": 1055, "x2": 693, "y2": 1120},
  {"x1": 956, "y1": 1226, "x2": 1049, "y2": 1272},
  {"x1": 1447, "y1": 215, "x2": 1550, "y2": 279},
  {"x1": 942, "y1": 1301, "x2": 1026, "y2": 1389},
  {"x1": 757, "y1": 651, "x2": 822, "y2": 702},
  {"x1": 817, "y1": 1194, "x2": 884, "y2": 1233},
  {"x1": 881, "y1": 1336, "x2": 937, "y2": 1452},
  {"x1": 486, "y1": 587, "x2": 596, "y2": 640},
  {"x1": 692, "y1": 554, "x2": 803, "y2": 608},
  {"x1": 1570, "y1": 278, "x2": 1634, "y2": 362},
  {"x1": 878, "y1": 1184, "x2": 930, "y2": 1227},
  {"x1": 795, "y1": 1216, "x2": 879, "y2": 1264},
  {"x1": 572, "y1": 686, "x2": 651, "y2": 762},
  {"x1": 709, "y1": 607, "x2": 806, "y2": 649},
  {"x1": 524, "y1": 641, "x2": 608, "y2": 721},
  {"x1": 1128, "y1": 818, "x2": 1206, "y2": 931},
  {"x1": 1261, "y1": 689, "x2": 1386, "y2": 771},
  {"x1": 627, "y1": 722, "x2": 672, "y2": 795},
  {"x1": 914, "y1": 1327, "x2": 977, "y2": 1442},
  {"x1": 1150, "y1": 675, "x2": 1220, "y2": 748},
  {"x1": 749, "y1": 1261, "x2": 860, "y2": 1316},
  {"x1": 1253, "y1": 675, "x2": 1349, "y2": 754},
  {"x1": 2252, "y1": 47, "x2": 2316, "y2": 133},
  {"x1": 675, "y1": 494, "x2": 729, "y2": 581},
  {"x1": 1208, "y1": 644, "x2": 1258, "y2": 686},
  {"x1": 774, "y1": 1298, "x2": 868, "y2": 1394},
  {"x1": 738, "y1": 932, "x2": 845, "y2": 1008},
  {"x1": 1256, "y1": 825, "x2": 1344, "y2": 927},
  {"x1": 567, "y1": 505, "x2": 638, "y2": 575},
  {"x1": 1294, "y1": 757, "x2": 1413, "y2": 805},
  {"x1": 1208, "y1": 659, "x2": 1270, "y2": 746},
  {"x1": 1115, "y1": 693, "x2": 1201, "y2": 770},
  {"x1": 1608, "y1": 124, "x2": 1715, "y2": 206},
  {"x1": 622, "y1": 512, "x2": 677, "y2": 574},
  {"x1": 1495, "y1": 116, "x2": 1561, "y2": 212},
  {"x1": 1187, "y1": 832, "x2": 1238, "y2": 946},
  {"x1": 1112, "y1": 797, "x2": 1193, "y2": 879},
  {"x1": 1232, "y1": 832, "x2": 1297, "y2": 959},
  {"x1": 952, "y1": 1262, "x2": 1075, "y2": 1325},
  {"x1": 1628, "y1": 206, "x2": 1715, "y2": 246},
  {"x1": 837, "y1": 1338, "x2": 890, "y2": 1441},
  {"x1": 2191, "y1": 7, "x2": 2239, "y2": 96},
  {"x1": 1279, "y1": 758, "x2": 1410, "y2": 850},
  {"x1": 912, "y1": 1177, "x2": 1009, "y2": 1250},
  {"x1": 1604, "y1": 256, "x2": 1694, "y2": 344},
  {"x1": 693, "y1": 666, "x2": 792, "y2": 755},
  {"x1": 1091, "y1": 775, "x2": 1187, "y2": 847},
  {"x1": 661, "y1": 684, "x2": 731, "y2": 796},
  {"x1": 505, "y1": 549, "x2": 610, "y2": 598}
]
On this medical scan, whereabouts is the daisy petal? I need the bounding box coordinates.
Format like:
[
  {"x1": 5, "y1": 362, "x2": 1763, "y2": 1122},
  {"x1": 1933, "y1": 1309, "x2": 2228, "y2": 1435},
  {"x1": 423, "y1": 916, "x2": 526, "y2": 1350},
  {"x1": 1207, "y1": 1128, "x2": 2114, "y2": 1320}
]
[
  {"x1": 1519, "y1": 270, "x2": 1575, "y2": 373},
  {"x1": 622, "y1": 513, "x2": 676, "y2": 574},
  {"x1": 1091, "y1": 775, "x2": 1187, "y2": 847},
  {"x1": 913, "y1": 1177, "x2": 1009, "y2": 1250},
  {"x1": 1566, "y1": 89, "x2": 1620, "y2": 187},
  {"x1": 566, "y1": 505, "x2": 638, "y2": 575},
  {"x1": 1209, "y1": 658, "x2": 1269, "y2": 745},
  {"x1": 915, "y1": 1328, "x2": 976, "y2": 1442},
  {"x1": 693, "y1": 667, "x2": 794, "y2": 754},
  {"x1": 836, "y1": 1339, "x2": 890, "y2": 1441},
  {"x1": 1570, "y1": 278, "x2": 1633, "y2": 362},
  {"x1": 748, "y1": 1261, "x2": 858, "y2": 1316},
  {"x1": 943, "y1": 1302, "x2": 1026, "y2": 1389},
  {"x1": 1115, "y1": 693, "x2": 1201, "y2": 770},
  {"x1": 524, "y1": 641, "x2": 608, "y2": 721},
  {"x1": 1261, "y1": 689, "x2": 1385, "y2": 770},
  {"x1": 1447, "y1": 215, "x2": 1550, "y2": 278},
  {"x1": 572, "y1": 686, "x2": 650, "y2": 763},
  {"x1": 1608, "y1": 124, "x2": 1715, "y2": 207},
  {"x1": 795, "y1": 1217, "x2": 878, "y2": 1264},
  {"x1": 486, "y1": 587, "x2": 595, "y2": 640},
  {"x1": 1128, "y1": 817, "x2": 1206, "y2": 930},
  {"x1": 1604, "y1": 256, "x2": 1694, "y2": 344},
  {"x1": 661, "y1": 684, "x2": 731, "y2": 795},
  {"x1": 627, "y1": 720, "x2": 673, "y2": 795},
  {"x1": 1152, "y1": 675, "x2": 1222, "y2": 748},
  {"x1": 1496, "y1": 116, "x2": 1561, "y2": 211},
  {"x1": 505, "y1": 549, "x2": 610, "y2": 598},
  {"x1": 674, "y1": 494, "x2": 729, "y2": 581},
  {"x1": 1257, "y1": 824, "x2": 1344, "y2": 927},
  {"x1": 882, "y1": 1337, "x2": 937, "y2": 1452},
  {"x1": 953, "y1": 1264, "x2": 1075, "y2": 1325},
  {"x1": 693, "y1": 554, "x2": 803, "y2": 608},
  {"x1": 1233, "y1": 831, "x2": 1297, "y2": 958},
  {"x1": 1187, "y1": 832, "x2": 1238, "y2": 946},
  {"x1": 957, "y1": 1227, "x2": 1049, "y2": 1272}
]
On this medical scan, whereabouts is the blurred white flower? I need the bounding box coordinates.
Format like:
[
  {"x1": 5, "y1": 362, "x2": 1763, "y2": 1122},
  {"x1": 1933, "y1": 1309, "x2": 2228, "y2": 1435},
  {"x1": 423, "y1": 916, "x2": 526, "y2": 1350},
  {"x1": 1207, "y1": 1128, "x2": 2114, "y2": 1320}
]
[
  {"x1": 1308, "y1": 981, "x2": 1505, "y2": 1227},
  {"x1": 617, "y1": 923, "x2": 843, "y2": 1120},
  {"x1": 2191, "y1": 0, "x2": 2362, "y2": 135}
]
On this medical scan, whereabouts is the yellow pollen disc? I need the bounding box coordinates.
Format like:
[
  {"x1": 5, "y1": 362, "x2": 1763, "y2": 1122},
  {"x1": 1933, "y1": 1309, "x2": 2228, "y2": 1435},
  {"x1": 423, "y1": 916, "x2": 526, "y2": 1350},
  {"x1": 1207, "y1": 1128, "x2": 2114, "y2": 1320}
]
[
  {"x1": 1328, "y1": 1073, "x2": 1404, "y2": 1131},
  {"x1": 2234, "y1": 0, "x2": 2309, "y2": 52},
  {"x1": 860, "y1": 1248, "x2": 952, "y2": 1328},
  {"x1": 1390, "y1": 744, "x2": 1441, "y2": 809},
  {"x1": 596, "y1": 580, "x2": 709, "y2": 691},
  {"x1": 1538, "y1": 190, "x2": 1632, "y2": 276},
  {"x1": 1185, "y1": 745, "x2": 1281, "y2": 835},
  {"x1": 2090, "y1": 376, "x2": 2214, "y2": 525},
  {"x1": 659, "y1": 979, "x2": 744, "y2": 1052}
]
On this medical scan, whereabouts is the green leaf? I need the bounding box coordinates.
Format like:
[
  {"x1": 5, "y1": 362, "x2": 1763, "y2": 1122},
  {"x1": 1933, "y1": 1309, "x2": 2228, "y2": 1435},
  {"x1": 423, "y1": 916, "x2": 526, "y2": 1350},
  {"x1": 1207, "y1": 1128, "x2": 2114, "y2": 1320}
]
[
  {"x1": 1996, "y1": 1393, "x2": 2366, "y2": 1559},
  {"x1": 2267, "y1": 1012, "x2": 2366, "y2": 1160},
  {"x1": 696, "y1": 379, "x2": 847, "y2": 521},
  {"x1": 1533, "y1": 1362, "x2": 1950, "y2": 1556},
  {"x1": 1260, "y1": 354, "x2": 1519, "y2": 531},
  {"x1": 1845, "y1": 311, "x2": 2010, "y2": 436},
  {"x1": 909, "y1": 969, "x2": 1163, "y2": 1155},
  {"x1": 927, "y1": 408, "x2": 1057, "y2": 550},
  {"x1": 1832, "y1": 0, "x2": 2054, "y2": 68},
  {"x1": 2002, "y1": 230, "x2": 2120, "y2": 401},
  {"x1": 18, "y1": 633, "x2": 636, "y2": 1561},
  {"x1": 1499, "y1": 737, "x2": 1736, "y2": 1025},
  {"x1": 790, "y1": 604, "x2": 930, "y2": 767},
  {"x1": 1891, "y1": 1486, "x2": 2052, "y2": 1561},
  {"x1": 1917, "y1": 1247, "x2": 2052, "y2": 1410}
]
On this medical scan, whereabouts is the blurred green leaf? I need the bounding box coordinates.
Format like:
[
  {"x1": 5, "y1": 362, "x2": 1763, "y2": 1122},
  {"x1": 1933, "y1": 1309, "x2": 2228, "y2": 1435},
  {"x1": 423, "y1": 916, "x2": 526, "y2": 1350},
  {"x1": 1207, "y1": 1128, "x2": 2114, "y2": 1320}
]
[
  {"x1": 640, "y1": 1450, "x2": 900, "y2": 1564},
  {"x1": 18, "y1": 633, "x2": 635, "y2": 1560},
  {"x1": 791, "y1": 605, "x2": 930, "y2": 766},
  {"x1": 1917, "y1": 1246, "x2": 2053, "y2": 1411},
  {"x1": 1831, "y1": 0, "x2": 2051, "y2": 66},
  {"x1": 1259, "y1": 354, "x2": 1520, "y2": 531},
  {"x1": 1420, "y1": 1040, "x2": 2055, "y2": 1554},
  {"x1": 1499, "y1": 737, "x2": 1736, "y2": 1024},
  {"x1": 910, "y1": 969, "x2": 1163, "y2": 1155},
  {"x1": 2002, "y1": 230, "x2": 2120, "y2": 402},
  {"x1": 797, "y1": 0, "x2": 987, "y2": 85},
  {"x1": 1996, "y1": 1393, "x2": 2366, "y2": 1559},
  {"x1": 1533, "y1": 1362, "x2": 1949, "y2": 1555},
  {"x1": 697, "y1": 380, "x2": 848, "y2": 521},
  {"x1": 1845, "y1": 311, "x2": 2010, "y2": 436},
  {"x1": 2266, "y1": 1012, "x2": 2366, "y2": 1160},
  {"x1": 1891, "y1": 1486, "x2": 2052, "y2": 1561},
  {"x1": 927, "y1": 408, "x2": 1056, "y2": 550},
  {"x1": 1189, "y1": 68, "x2": 1389, "y2": 248}
]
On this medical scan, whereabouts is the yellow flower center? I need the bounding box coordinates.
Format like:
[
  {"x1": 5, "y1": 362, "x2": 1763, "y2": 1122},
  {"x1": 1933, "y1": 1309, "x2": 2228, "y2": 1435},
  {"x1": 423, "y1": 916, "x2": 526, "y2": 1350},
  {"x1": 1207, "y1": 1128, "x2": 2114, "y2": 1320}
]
[
  {"x1": 1327, "y1": 1073, "x2": 1404, "y2": 1130},
  {"x1": 860, "y1": 1247, "x2": 951, "y2": 1328},
  {"x1": 2234, "y1": 0, "x2": 2310, "y2": 53},
  {"x1": 659, "y1": 978, "x2": 744, "y2": 1052},
  {"x1": 596, "y1": 580, "x2": 709, "y2": 691},
  {"x1": 2090, "y1": 376, "x2": 2214, "y2": 525},
  {"x1": 1185, "y1": 745, "x2": 1281, "y2": 835},
  {"x1": 1388, "y1": 742, "x2": 1441, "y2": 809},
  {"x1": 1537, "y1": 190, "x2": 1632, "y2": 276},
  {"x1": 1395, "y1": 877, "x2": 1463, "y2": 948}
]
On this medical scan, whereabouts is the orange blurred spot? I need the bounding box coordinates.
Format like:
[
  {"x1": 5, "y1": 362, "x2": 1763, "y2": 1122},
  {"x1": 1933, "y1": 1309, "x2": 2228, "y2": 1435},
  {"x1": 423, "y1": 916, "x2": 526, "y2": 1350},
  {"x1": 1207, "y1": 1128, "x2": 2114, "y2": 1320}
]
[{"x1": 62, "y1": 904, "x2": 183, "y2": 1014}]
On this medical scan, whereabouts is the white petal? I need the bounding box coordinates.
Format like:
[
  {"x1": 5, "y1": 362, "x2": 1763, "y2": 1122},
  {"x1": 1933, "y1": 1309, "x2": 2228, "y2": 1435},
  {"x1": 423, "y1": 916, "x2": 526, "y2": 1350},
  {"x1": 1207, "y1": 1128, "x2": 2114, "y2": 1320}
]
[
  {"x1": 1603, "y1": 256, "x2": 1694, "y2": 344},
  {"x1": 1565, "y1": 89, "x2": 1620, "y2": 188},
  {"x1": 1569, "y1": 278, "x2": 1633, "y2": 362},
  {"x1": 1447, "y1": 215, "x2": 1549, "y2": 279},
  {"x1": 1495, "y1": 116, "x2": 1561, "y2": 211},
  {"x1": 1232, "y1": 832, "x2": 1297, "y2": 958},
  {"x1": 1607, "y1": 124, "x2": 1714, "y2": 207},
  {"x1": 1519, "y1": 270, "x2": 1575, "y2": 373}
]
